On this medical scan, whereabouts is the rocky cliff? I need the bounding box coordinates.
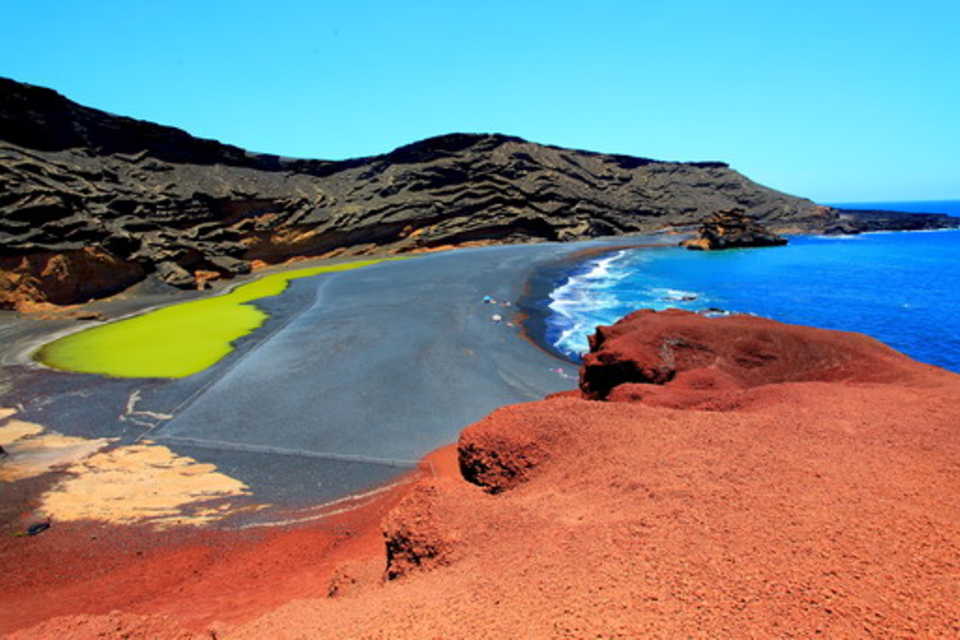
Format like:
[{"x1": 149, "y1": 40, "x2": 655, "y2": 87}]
[{"x1": 1, "y1": 77, "x2": 954, "y2": 309}]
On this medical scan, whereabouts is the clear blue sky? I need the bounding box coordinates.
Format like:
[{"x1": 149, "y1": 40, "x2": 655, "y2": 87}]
[{"x1": 4, "y1": 0, "x2": 958, "y2": 202}]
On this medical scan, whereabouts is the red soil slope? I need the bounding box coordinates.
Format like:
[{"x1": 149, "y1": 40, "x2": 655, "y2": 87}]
[{"x1": 10, "y1": 310, "x2": 960, "y2": 638}]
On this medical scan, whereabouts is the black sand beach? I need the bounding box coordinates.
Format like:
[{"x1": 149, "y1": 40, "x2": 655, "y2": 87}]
[{"x1": 0, "y1": 236, "x2": 664, "y2": 527}]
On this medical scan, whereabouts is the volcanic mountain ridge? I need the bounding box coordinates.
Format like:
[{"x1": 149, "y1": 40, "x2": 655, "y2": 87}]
[{"x1": 1, "y1": 77, "x2": 956, "y2": 310}]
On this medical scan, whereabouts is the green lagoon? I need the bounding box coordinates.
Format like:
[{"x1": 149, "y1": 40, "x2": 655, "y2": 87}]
[{"x1": 36, "y1": 259, "x2": 388, "y2": 379}]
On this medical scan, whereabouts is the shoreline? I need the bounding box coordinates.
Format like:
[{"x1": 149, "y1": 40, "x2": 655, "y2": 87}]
[
  {"x1": 530, "y1": 228, "x2": 960, "y2": 374},
  {"x1": 1, "y1": 239, "x2": 639, "y2": 530},
  {"x1": 516, "y1": 239, "x2": 680, "y2": 361},
  {"x1": 4, "y1": 222, "x2": 953, "y2": 371},
  {"x1": 0, "y1": 439, "x2": 465, "y2": 636},
  {"x1": 0, "y1": 466, "x2": 419, "y2": 635}
]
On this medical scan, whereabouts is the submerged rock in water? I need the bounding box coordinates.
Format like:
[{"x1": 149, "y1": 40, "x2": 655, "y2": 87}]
[{"x1": 680, "y1": 208, "x2": 788, "y2": 250}]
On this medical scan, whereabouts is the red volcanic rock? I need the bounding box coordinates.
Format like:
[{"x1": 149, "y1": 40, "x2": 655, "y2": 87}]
[
  {"x1": 581, "y1": 308, "x2": 924, "y2": 407},
  {"x1": 229, "y1": 366, "x2": 960, "y2": 638},
  {"x1": 381, "y1": 480, "x2": 460, "y2": 580},
  {"x1": 457, "y1": 404, "x2": 564, "y2": 494}
]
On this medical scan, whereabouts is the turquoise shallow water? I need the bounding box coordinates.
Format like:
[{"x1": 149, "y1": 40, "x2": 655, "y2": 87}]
[{"x1": 546, "y1": 201, "x2": 960, "y2": 373}]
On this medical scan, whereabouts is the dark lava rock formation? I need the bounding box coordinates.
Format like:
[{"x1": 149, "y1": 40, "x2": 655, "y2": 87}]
[
  {"x1": 832, "y1": 207, "x2": 959, "y2": 233},
  {"x1": 1, "y1": 76, "x2": 956, "y2": 309},
  {"x1": 679, "y1": 207, "x2": 788, "y2": 250}
]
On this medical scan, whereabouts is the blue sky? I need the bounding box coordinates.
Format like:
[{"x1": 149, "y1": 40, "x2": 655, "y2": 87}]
[{"x1": 4, "y1": 0, "x2": 958, "y2": 202}]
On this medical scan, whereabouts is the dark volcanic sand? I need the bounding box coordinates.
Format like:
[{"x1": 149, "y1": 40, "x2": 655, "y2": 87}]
[{"x1": 2, "y1": 239, "x2": 649, "y2": 516}]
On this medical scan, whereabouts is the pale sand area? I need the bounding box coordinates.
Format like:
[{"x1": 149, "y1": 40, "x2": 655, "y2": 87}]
[{"x1": 1, "y1": 408, "x2": 256, "y2": 527}]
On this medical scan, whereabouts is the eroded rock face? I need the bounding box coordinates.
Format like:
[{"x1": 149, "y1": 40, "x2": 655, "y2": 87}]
[
  {"x1": 2, "y1": 77, "x2": 836, "y2": 309},
  {"x1": 458, "y1": 404, "x2": 559, "y2": 494},
  {"x1": 0, "y1": 247, "x2": 144, "y2": 310},
  {"x1": 6, "y1": 78, "x2": 956, "y2": 310},
  {"x1": 381, "y1": 481, "x2": 458, "y2": 580},
  {"x1": 680, "y1": 208, "x2": 788, "y2": 250},
  {"x1": 834, "y1": 207, "x2": 960, "y2": 233}
]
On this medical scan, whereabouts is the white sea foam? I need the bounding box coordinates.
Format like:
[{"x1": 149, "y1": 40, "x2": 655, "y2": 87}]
[
  {"x1": 546, "y1": 229, "x2": 960, "y2": 372},
  {"x1": 650, "y1": 287, "x2": 700, "y2": 302},
  {"x1": 547, "y1": 251, "x2": 628, "y2": 317},
  {"x1": 546, "y1": 251, "x2": 633, "y2": 358},
  {"x1": 860, "y1": 227, "x2": 960, "y2": 235},
  {"x1": 546, "y1": 250, "x2": 711, "y2": 358}
]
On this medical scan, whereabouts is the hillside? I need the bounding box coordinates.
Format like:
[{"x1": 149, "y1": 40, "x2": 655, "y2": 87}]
[{"x1": 1, "y1": 77, "x2": 954, "y2": 310}]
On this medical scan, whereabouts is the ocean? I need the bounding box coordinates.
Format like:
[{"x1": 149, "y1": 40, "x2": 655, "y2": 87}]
[{"x1": 545, "y1": 200, "x2": 960, "y2": 373}]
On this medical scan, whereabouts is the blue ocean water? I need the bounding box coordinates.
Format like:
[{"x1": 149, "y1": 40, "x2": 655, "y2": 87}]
[{"x1": 546, "y1": 201, "x2": 960, "y2": 373}]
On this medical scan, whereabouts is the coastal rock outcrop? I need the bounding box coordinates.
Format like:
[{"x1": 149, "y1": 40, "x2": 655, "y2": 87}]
[
  {"x1": 679, "y1": 208, "x2": 788, "y2": 250},
  {"x1": 579, "y1": 308, "x2": 919, "y2": 404},
  {"x1": 832, "y1": 207, "x2": 960, "y2": 233},
  {"x1": 381, "y1": 481, "x2": 459, "y2": 580},
  {"x1": 457, "y1": 405, "x2": 559, "y2": 494},
  {"x1": 0, "y1": 247, "x2": 145, "y2": 311},
  {"x1": 1, "y1": 77, "x2": 840, "y2": 309}
]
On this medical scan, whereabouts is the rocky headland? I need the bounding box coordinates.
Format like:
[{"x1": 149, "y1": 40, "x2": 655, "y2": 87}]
[
  {"x1": 6, "y1": 77, "x2": 957, "y2": 311},
  {"x1": 679, "y1": 207, "x2": 788, "y2": 250},
  {"x1": 832, "y1": 207, "x2": 960, "y2": 233},
  {"x1": 6, "y1": 309, "x2": 960, "y2": 638}
]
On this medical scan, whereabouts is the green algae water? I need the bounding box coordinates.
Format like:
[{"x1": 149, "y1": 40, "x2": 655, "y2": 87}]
[{"x1": 36, "y1": 259, "x2": 388, "y2": 378}]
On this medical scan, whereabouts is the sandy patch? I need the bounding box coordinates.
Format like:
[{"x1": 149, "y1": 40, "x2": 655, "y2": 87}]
[
  {"x1": 1, "y1": 412, "x2": 113, "y2": 482},
  {"x1": 0, "y1": 417, "x2": 43, "y2": 446},
  {"x1": 1, "y1": 408, "x2": 255, "y2": 527},
  {"x1": 39, "y1": 442, "x2": 257, "y2": 527},
  {"x1": 0, "y1": 423, "x2": 112, "y2": 482}
]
